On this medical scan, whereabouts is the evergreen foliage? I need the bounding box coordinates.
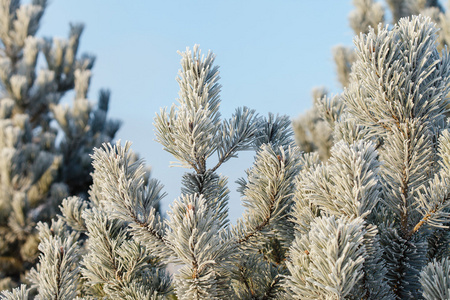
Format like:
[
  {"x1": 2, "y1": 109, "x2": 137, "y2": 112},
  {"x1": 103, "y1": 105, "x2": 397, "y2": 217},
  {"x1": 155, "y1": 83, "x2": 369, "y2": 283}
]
[
  {"x1": 293, "y1": 0, "x2": 450, "y2": 161},
  {"x1": 0, "y1": 0, "x2": 119, "y2": 290},
  {"x1": 287, "y1": 13, "x2": 450, "y2": 300},
  {"x1": 3, "y1": 1, "x2": 450, "y2": 300}
]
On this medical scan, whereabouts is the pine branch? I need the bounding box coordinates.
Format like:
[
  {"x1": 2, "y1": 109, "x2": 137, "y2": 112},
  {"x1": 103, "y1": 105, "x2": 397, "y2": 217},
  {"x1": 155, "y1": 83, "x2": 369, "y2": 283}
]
[
  {"x1": 35, "y1": 220, "x2": 81, "y2": 300},
  {"x1": 90, "y1": 141, "x2": 171, "y2": 259},
  {"x1": 236, "y1": 145, "x2": 301, "y2": 247},
  {"x1": 407, "y1": 197, "x2": 448, "y2": 239},
  {"x1": 0, "y1": 285, "x2": 29, "y2": 300},
  {"x1": 212, "y1": 106, "x2": 258, "y2": 173},
  {"x1": 420, "y1": 258, "x2": 450, "y2": 300}
]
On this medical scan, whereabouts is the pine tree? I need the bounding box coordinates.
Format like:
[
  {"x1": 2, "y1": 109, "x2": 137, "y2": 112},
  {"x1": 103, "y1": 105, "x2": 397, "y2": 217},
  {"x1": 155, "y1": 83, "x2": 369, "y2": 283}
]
[
  {"x1": 0, "y1": 0, "x2": 119, "y2": 290},
  {"x1": 293, "y1": 0, "x2": 450, "y2": 161},
  {"x1": 4, "y1": 3, "x2": 450, "y2": 300},
  {"x1": 4, "y1": 44, "x2": 302, "y2": 299},
  {"x1": 286, "y1": 14, "x2": 450, "y2": 300}
]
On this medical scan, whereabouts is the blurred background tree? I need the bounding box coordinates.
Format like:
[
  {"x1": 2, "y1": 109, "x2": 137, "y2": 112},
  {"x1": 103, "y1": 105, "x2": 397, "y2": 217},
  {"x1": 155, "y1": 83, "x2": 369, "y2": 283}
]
[{"x1": 0, "y1": 0, "x2": 120, "y2": 290}]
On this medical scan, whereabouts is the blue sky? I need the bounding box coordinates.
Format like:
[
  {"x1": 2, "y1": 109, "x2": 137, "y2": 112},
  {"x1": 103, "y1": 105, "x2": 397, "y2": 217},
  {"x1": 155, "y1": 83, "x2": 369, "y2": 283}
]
[{"x1": 38, "y1": 1, "x2": 356, "y2": 221}]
